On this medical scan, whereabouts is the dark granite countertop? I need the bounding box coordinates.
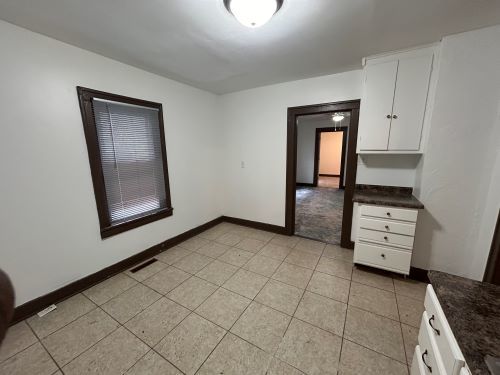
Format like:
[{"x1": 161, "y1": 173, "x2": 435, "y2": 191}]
[
  {"x1": 352, "y1": 184, "x2": 424, "y2": 209},
  {"x1": 428, "y1": 271, "x2": 500, "y2": 375}
]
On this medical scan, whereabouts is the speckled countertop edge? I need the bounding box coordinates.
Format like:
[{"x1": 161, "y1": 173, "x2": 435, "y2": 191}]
[{"x1": 352, "y1": 184, "x2": 424, "y2": 209}]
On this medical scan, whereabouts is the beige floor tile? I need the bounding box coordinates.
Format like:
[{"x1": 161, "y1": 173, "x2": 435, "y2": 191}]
[
  {"x1": 316, "y1": 257, "x2": 353, "y2": 280},
  {"x1": 323, "y1": 244, "x2": 354, "y2": 263},
  {"x1": 231, "y1": 302, "x2": 290, "y2": 354},
  {"x1": 307, "y1": 271, "x2": 350, "y2": 303},
  {"x1": 272, "y1": 262, "x2": 313, "y2": 289},
  {"x1": 198, "y1": 226, "x2": 229, "y2": 241},
  {"x1": 198, "y1": 333, "x2": 272, "y2": 375},
  {"x1": 236, "y1": 238, "x2": 267, "y2": 253},
  {"x1": 167, "y1": 276, "x2": 217, "y2": 310},
  {"x1": 178, "y1": 236, "x2": 210, "y2": 251},
  {"x1": 352, "y1": 267, "x2": 395, "y2": 292},
  {"x1": 155, "y1": 313, "x2": 226, "y2": 375},
  {"x1": 394, "y1": 279, "x2": 428, "y2": 301},
  {"x1": 172, "y1": 253, "x2": 213, "y2": 274},
  {"x1": 247, "y1": 229, "x2": 275, "y2": 242},
  {"x1": 27, "y1": 293, "x2": 96, "y2": 338},
  {"x1": 63, "y1": 327, "x2": 148, "y2": 375},
  {"x1": 216, "y1": 232, "x2": 244, "y2": 246},
  {"x1": 295, "y1": 292, "x2": 347, "y2": 336},
  {"x1": 156, "y1": 246, "x2": 192, "y2": 265},
  {"x1": 294, "y1": 238, "x2": 326, "y2": 255},
  {"x1": 284, "y1": 251, "x2": 320, "y2": 270},
  {"x1": 258, "y1": 243, "x2": 292, "y2": 261},
  {"x1": 401, "y1": 323, "x2": 418, "y2": 365},
  {"x1": 125, "y1": 350, "x2": 182, "y2": 375},
  {"x1": 143, "y1": 266, "x2": 190, "y2": 295},
  {"x1": 102, "y1": 283, "x2": 161, "y2": 323},
  {"x1": 267, "y1": 357, "x2": 305, "y2": 375},
  {"x1": 270, "y1": 235, "x2": 300, "y2": 248},
  {"x1": 344, "y1": 306, "x2": 406, "y2": 363},
  {"x1": 195, "y1": 242, "x2": 230, "y2": 258},
  {"x1": 125, "y1": 298, "x2": 189, "y2": 346},
  {"x1": 223, "y1": 269, "x2": 269, "y2": 299},
  {"x1": 255, "y1": 279, "x2": 303, "y2": 315},
  {"x1": 83, "y1": 273, "x2": 138, "y2": 305},
  {"x1": 397, "y1": 294, "x2": 424, "y2": 328},
  {"x1": 0, "y1": 342, "x2": 57, "y2": 375},
  {"x1": 0, "y1": 321, "x2": 38, "y2": 362},
  {"x1": 196, "y1": 288, "x2": 251, "y2": 329},
  {"x1": 218, "y1": 248, "x2": 254, "y2": 267},
  {"x1": 348, "y1": 282, "x2": 399, "y2": 320},
  {"x1": 126, "y1": 259, "x2": 168, "y2": 282},
  {"x1": 276, "y1": 318, "x2": 342, "y2": 375},
  {"x1": 42, "y1": 308, "x2": 118, "y2": 366},
  {"x1": 339, "y1": 339, "x2": 408, "y2": 375},
  {"x1": 196, "y1": 259, "x2": 238, "y2": 286},
  {"x1": 242, "y1": 255, "x2": 282, "y2": 277}
]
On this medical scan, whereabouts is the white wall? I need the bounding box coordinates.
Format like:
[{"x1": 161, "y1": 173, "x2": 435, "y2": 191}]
[
  {"x1": 218, "y1": 71, "x2": 363, "y2": 226},
  {"x1": 319, "y1": 132, "x2": 343, "y2": 175},
  {"x1": 412, "y1": 25, "x2": 500, "y2": 280},
  {"x1": 296, "y1": 116, "x2": 349, "y2": 184},
  {"x1": 0, "y1": 21, "x2": 222, "y2": 306}
]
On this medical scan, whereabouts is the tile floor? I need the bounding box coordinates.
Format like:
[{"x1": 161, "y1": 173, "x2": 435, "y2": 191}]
[{"x1": 0, "y1": 223, "x2": 427, "y2": 375}]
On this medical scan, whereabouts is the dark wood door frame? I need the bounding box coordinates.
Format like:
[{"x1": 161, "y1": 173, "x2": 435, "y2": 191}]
[
  {"x1": 313, "y1": 127, "x2": 348, "y2": 189},
  {"x1": 483, "y1": 209, "x2": 500, "y2": 285},
  {"x1": 286, "y1": 100, "x2": 360, "y2": 249}
]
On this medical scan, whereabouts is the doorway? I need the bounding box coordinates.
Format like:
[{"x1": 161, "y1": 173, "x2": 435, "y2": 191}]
[
  {"x1": 285, "y1": 100, "x2": 360, "y2": 248},
  {"x1": 314, "y1": 127, "x2": 348, "y2": 189}
]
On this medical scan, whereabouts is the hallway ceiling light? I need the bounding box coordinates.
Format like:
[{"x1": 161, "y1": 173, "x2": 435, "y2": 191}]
[
  {"x1": 224, "y1": 0, "x2": 284, "y2": 28},
  {"x1": 332, "y1": 114, "x2": 345, "y2": 122}
]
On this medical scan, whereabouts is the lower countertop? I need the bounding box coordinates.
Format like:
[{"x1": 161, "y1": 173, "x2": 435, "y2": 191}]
[
  {"x1": 428, "y1": 271, "x2": 500, "y2": 375},
  {"x1": 352, "y1": 184, "x2": 424, "y2": 209}
]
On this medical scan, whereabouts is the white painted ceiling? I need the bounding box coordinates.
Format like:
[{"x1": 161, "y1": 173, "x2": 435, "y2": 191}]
[{"x1": 1, "y1": 0, "x2": 500, "y2": 94}]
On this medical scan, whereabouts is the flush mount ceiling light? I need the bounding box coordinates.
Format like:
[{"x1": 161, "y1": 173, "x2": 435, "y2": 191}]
[
  {"x1": 224, "y1": 0, "x2": 284, "y2": 28},
  {"x1": 332, "y1": 113, "x2": 345, "y2": 122}
]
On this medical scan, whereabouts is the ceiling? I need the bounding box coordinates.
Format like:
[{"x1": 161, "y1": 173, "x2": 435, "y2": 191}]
[{"x1": 1, "y1": 0, "x2": 500, "y2": 94}]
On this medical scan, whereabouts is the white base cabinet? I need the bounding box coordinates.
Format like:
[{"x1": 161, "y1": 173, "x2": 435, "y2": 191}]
[{"x1": 353, "y1": 204, "x2": 418, "y2": 275}]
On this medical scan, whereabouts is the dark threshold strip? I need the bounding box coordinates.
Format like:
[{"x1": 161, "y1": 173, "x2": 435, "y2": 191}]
[{"x1": 130, "y1": 258, "x2": 158, "y2": 273}]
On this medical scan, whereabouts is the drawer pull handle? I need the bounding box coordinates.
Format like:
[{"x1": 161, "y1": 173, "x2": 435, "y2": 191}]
[
  {"x1": 386, "y1": 212, "x2": 391, "y2": 216},
  {"x1": 381, "y1": 253, "x2": 385, "y2": 259},
  {"x1": 428, "y1": 315, "x2": 441, "y2": 335},
  {"x1": 383, "y1": 236, "x2": 388, "y2": 240},
  {"x1": 385, "y1": 225, "x2": 390, "y2": 230},
  {"x1": 421, "y1": 349, "x2": 432, "y2": 373}
]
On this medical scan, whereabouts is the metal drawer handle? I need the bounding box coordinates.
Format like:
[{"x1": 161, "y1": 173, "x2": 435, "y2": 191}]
[
  {"x1": 428, "y1": 315, "x2": 441, "y2": 335},
  {"x1": 383, "y1": 236, "x2": 388, "y2": 240},
  {"x1": 385, "y1": 225, "x2": 390, "y2": 230},
  {"x1": 381, "y1": 253, "x2": 385, "y2": 259},
  {"x1": 386, "y1": 212, "x2": 391, "y2": 216},
  {"x1": 421, "y1": 349, "x2": 432, "y2": 373}
]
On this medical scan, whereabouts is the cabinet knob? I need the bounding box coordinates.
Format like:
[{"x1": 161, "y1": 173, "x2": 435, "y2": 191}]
[
  {"x1": 386, "y1": 114, "x2": 391, "y2": 119},
  {"x1": 392, "y1": 114, "x2": 398, "y2": 119},
  {"x1": 386, "y1": 212, "x2": 391, "y2": 216},
  {"x1": 381, "y1": 253, "x2": 386, "y2": 258},
  {"x1": 385, "y1": 225, "x2": 390, "y2": 230},
  {"x1": 383, "y1": 236, "x2": 388, "y2": 240}
]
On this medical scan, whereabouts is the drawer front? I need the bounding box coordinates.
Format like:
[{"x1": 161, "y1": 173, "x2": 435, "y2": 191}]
[
  {"x1": 358, "y1": 228, "x2": 414, "y2": 248},
  {"x1": 359, "y1": 217, "x2": 416, "y2": 236},
  {"x1": 424, "y1": 286, "x2": 465, "y2": 375},
  {"x1": 360, "y1": 204, "x2": 418, "y2": 222},
  {"x1": 418, "y1": 311, "x2": 447, "y2": 375},
  {"x1": 354, "y1": 241, "x2": 412, "y2": 274},
  {"x1": 411, "y1": 345, "x2": 428, "y2": 375}
]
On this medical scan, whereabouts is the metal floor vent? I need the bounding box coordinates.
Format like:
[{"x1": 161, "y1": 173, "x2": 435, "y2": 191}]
[{"x1": 130, "y1": 258, "x2": 158, "y2": 273}]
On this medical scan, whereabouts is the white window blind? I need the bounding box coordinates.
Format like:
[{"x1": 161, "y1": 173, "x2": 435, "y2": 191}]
[{"x1": 92, "y1": 99, "x2": 167, "y2": 225}]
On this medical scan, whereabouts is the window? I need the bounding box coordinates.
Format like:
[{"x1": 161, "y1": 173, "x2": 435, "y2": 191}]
[{"x1": 77, "y1": 87, "x2": 172, "y2": 238}]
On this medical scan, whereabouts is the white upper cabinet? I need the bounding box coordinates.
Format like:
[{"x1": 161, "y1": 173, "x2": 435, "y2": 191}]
[{"x1": 358, "y1": 46, "x2": 435, "y2": 153}]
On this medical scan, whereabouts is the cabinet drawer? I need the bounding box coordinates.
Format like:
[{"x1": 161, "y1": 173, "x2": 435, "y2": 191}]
[
  {"x1": 359, "y1": 217, "x2": 416, "y2": 236},
  {"x1": 418, "y1": 311, "x2": 447, "y2": 375},
  {"x1": 354, "y1": 241, "x2": 412, "y2": 274},
  {"x1": 360, "y1": 205, "x2": 418, "y2": 222},
  {"x1": 358, "y1": 228, "x2": 414, "y2": 249},
  {"x1": 424, "y1": 286, "x2": 465, "y2": 375},
  {"x1": 411, "y1": 345, "x2": 428, "y2": 375}
]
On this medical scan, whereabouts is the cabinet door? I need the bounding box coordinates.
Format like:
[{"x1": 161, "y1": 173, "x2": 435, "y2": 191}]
[
  {"x1": 358, "y1": 60, "x2": 398, "y2": 151},
  {"x1": 389, "y1": 55, "x2": 433, "y2": 150}
]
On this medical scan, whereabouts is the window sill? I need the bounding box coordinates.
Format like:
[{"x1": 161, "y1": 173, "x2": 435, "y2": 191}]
[{"x1": 100, "y1": 207, "x2": 173, "y2": 239}]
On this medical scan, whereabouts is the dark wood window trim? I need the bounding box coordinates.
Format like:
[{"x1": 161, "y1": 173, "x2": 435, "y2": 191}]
[
  {"x1": 77, "y1": 87, "x2": 173, "y2": 239},
  {"x1": 313, "y1": 126, "x2": 348, "y2": 189},
  {"x1": 286, "y1": 100, "x2": 360, "y2": 248}
]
